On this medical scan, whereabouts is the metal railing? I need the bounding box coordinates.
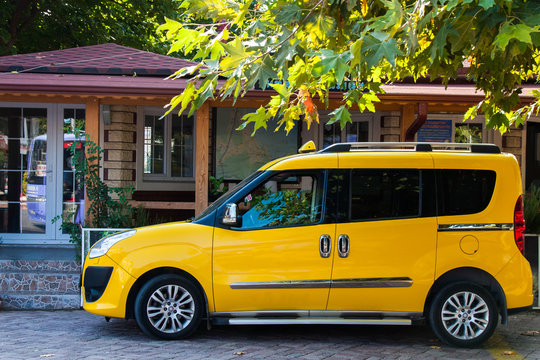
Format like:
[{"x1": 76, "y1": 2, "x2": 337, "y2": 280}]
[{"x1": 525, "y1": 234, "x2": 540, "y2": 309}]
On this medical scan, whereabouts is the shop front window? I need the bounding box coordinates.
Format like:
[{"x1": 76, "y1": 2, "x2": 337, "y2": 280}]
[{"x1": 0, "y1": 107, "x2": 47, "y2": 233}]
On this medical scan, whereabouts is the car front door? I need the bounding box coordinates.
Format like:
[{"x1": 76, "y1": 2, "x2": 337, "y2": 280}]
[{"x1": 212, "y1": 169, "x2": 336, "y2": 312}]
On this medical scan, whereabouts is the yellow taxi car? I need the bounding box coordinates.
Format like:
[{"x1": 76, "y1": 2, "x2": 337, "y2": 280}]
[{"x1": 82, "y1": 142, "x2": 533, "y2": 347}]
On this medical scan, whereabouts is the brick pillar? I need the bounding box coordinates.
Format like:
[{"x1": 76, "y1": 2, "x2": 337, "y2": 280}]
[
  {"x1": 380, "y1": 115, "x2": 401, "y2": 142},
  {"x1": 502, "y1": 126, "x2": 523, "y2": 168},
  {"x1": 103, "y1": 105, "x2": 137, "y2": 195}
]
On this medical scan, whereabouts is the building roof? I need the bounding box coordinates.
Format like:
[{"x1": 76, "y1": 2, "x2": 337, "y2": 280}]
[
  {"x1": 0, "y1": 43, "x2": 536, "y2": 102},
  {"x1": 0, "y1": 72, "x2": 190, "y2": 97},
  {"x1": 0, "y1": 43, "x2": 195, "y2": 76},
  {"x1": 0, "y1": 71, "x2": 538, "y2": 102}
]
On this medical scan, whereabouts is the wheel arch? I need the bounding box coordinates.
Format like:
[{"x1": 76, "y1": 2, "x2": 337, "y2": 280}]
[
  {"x1": 424, "y1": 267, "x2": 507, "y2": 325},
  {"x1": 125, "y1": 267, "x2": 209, "y2": 322}
]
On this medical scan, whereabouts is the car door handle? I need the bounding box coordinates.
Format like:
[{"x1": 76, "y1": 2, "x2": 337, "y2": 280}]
[
  {"x1": 319, "y1": 234, "x2": 331, "y2": 258},
  {"x1": 338, "y1": 234, "x2": 350, "y2": 258}
]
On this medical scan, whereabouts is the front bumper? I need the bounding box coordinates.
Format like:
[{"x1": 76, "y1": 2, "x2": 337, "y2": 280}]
[{"x1": 82, "y1": 255, "x2": 136, "y2": 319}]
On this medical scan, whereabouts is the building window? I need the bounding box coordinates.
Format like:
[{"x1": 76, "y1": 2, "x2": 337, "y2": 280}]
[
  {"x1": 323, "y1": 121, "x2": 369, "y2": 148},
  {"x1": 214, "y1": 108, "x2": 299, "y2": 181},
  {"x1": 138, "y1": 108, "x2": 194, "y2": 188},
  {"x1": 455, "y1": 123, "x2": 482, "y2": 143},
  {"x1": 319, "y1": 111, "x2": 377, "y2": 149},
  {"x1": 143, "y1": 114, "x2": 165, "y2": 175}
]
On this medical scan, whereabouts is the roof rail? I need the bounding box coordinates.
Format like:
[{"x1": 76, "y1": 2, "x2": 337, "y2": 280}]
[{"x1": 319, "y1": 142, "x2": 501, "y2": 154}]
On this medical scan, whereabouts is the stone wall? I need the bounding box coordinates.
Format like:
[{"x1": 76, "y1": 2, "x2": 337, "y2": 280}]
[
  {"x1": 502, "y1": 126, "x2": 523, "y2": 168},
  {"x1": 380, "y1": 115, "x2": 400, "y2": 142},
  {"x1": 0, "y1": 260, "x2": 81, "y2": 309},
  {"x1": 103, "y1": 105, "x2": 137, "y2": 191}
]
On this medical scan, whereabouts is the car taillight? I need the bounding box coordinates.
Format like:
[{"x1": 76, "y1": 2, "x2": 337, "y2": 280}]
[{"x1": 514, "y1": 195, "x2": 525, "y2": 254}]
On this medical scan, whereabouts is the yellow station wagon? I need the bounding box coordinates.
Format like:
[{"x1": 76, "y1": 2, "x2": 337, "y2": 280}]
[{"x1": 82, "y1": 142, "x2": 533, "y2": 347}]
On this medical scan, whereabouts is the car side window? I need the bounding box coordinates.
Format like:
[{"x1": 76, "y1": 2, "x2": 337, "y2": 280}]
[
  {"x1": 235, "y1": 171, "x2": 324, "y2": 230},
  {"x1": 350, "y1": 169, "x2": 420, "y2": 221},
  {"x1": 437, "y1": 169, "x2": 496, "y2": 216}
]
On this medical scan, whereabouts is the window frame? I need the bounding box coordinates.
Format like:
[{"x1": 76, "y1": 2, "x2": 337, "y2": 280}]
[
  {"x1": 317, "y1": 111, "x2": 381, "y2": 149},
  {"x1": 136, "y1": 107, "x2": 195, "y2": 191}
]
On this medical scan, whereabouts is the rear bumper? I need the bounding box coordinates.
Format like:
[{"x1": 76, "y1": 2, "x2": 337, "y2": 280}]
[{"x1": 496, "y1": 252, "x2": 534, "y2": 309}]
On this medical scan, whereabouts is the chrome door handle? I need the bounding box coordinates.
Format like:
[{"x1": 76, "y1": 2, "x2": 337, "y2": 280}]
[
  {"x1": 319, "y1": 234, "x2": 331, "y2": 258},
  {"x1": 338, "y1": 234, "x2": 350, "y2": 258}
]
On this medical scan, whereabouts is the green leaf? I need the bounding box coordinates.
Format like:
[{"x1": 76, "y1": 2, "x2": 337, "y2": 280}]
[
  {"x1": 431, "y1": 22, "x2": 457, "y2": 59},
  {"x1": 448, "y1": 15, "x2": 475, "y2": 54},
  {"x1": 274, "y1": 3, "x2": 302, "y2": 25},
  {"x1": 270, "y1": 83, "x2": 290, "y2": 99},
  {"x1": 364, "y1": 37, "x2": 402, "y2": 67},
  {"x1": 478, "y1": 0, "x2": 495, "y2": 10},
  {"x1": 239, "y1": 107, "x2": 268, "y2": 135},
  {"x1": 222, "y1": 37, "x2": 247, "y2": 57},
  {"x1": 274, "y1": 30, "x2": 299, "y2": 66},
  {"x1": 312, "y1": 50, "x2": 352, "y2": 84},
  {"x1": 232, "y1": 0, "x2": 253, "y2": 26},
  {"x1": 494, "y1": 23, "x2": 534, "y2": 50},
  {"x1": 245, "y1": 56, "x2": 278, "y2": 90},
  {"x1": 328, "y1": 106, "x2": 352, "y2": 129},
  {"x1": 350, "y1": 39, "x2": 363, "y2": 69},
  {"x1": 306, "y1": 14, "x2": 336, "y2": 41}
]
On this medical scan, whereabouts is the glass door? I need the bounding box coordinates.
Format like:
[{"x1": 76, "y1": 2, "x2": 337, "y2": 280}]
[
  {"x1": 54, "y1": 105, "x2": 86, "y2": 239},
  {"x1": 0, "y1": 105, "x2": 51, "y2": 237},
  {"x1": 0, "y1": 104, "x2": 86, "y2": 243}
]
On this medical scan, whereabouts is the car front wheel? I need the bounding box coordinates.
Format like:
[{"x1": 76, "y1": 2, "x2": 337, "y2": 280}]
[
  {"x1": 428, "y1": 282, "x2": 498, "y2": 347},
  {"x1": 134, "y1": 274, "x2": 203, "y2": 340}
]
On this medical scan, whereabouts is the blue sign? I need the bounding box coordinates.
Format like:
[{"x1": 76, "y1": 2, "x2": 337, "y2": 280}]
[{"x1": 417, "y1": 120, "x2": 453, "y2": 143}]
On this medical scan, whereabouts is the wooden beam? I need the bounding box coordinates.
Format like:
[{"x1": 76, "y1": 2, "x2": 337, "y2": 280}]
[
  {"x1": 401, "y1": 104, "x2": 416, "y2": 141},
  {"x1": 128, "y1": 201, "x2": 196, "y2": 210},
  {"x1": 195, "y1": 102, "x2": 210, "y2": 216},
  {"x1": 84, "y1": 97, "x2": 100, "y2": 224}
]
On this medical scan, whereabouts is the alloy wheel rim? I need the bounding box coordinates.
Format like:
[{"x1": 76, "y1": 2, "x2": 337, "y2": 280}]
[
  {"x1": 146, "y1": 284, "x2": 194, "y2": 333},
  {"x1": 441, "y1": 291, "x2": 489, "y2": 340}
]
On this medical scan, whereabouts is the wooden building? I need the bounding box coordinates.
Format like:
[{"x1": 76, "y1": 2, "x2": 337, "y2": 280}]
[{"x1": 0, "y1": 43, "x2": 537, "y2": 309}]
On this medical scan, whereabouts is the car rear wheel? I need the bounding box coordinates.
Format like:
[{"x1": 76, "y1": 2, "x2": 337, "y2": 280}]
[
  {"x1": 134, "y1": 274, "x2": 203, "y2": 340},
  {"x1": 428, "y1": 282, "x2": 498, "y2": 347}
]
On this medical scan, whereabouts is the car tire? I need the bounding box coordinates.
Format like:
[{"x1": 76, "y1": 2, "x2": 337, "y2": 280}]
[
  {"x1": 428, "y1": 282, "x2": 498, "y2": 347},
  {"x1": 134, "y1": 274, "x2": 203, "y2": 340}
]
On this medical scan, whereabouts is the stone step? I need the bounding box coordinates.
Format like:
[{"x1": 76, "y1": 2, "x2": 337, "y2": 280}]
[
  {"x1": 0, "y1": 260, "x2": 82, "y2": 310},
  {"x1": 0, "y1": 272, "x2": 80, "y2": 295},
  {"x1": 0, "y1": 260, "x2": 81, "y2": 273},
  {"x1": 1, "y1": 294, "x2": 81, "y2": 310}
]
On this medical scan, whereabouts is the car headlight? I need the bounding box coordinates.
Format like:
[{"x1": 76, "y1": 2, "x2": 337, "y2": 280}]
[{"x1": 88, "y1": 230, "x2": 136, "y2": 259}]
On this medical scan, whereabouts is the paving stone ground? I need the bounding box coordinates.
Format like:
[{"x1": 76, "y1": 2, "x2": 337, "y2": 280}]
[{"x1": 0, "y1": 310, "x2": 539, "y2": 359}]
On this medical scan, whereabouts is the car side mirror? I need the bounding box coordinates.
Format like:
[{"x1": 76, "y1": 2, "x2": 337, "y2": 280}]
[{"x1": 221, "y1": 203, "x2": 241, "y2": 226}]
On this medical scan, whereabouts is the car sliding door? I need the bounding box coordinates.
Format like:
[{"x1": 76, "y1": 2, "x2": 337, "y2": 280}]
[{"x1": 327, "y1": 153, "x2": 437, "y2": 313}]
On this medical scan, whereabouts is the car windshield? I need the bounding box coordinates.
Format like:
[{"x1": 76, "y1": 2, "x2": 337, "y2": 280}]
[{"x1": 194, "y1": 171, "x2": 263, "y2": 221}]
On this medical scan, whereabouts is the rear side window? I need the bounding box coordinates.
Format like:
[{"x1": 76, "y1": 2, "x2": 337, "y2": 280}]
[
  {"x1": 437, "y1": 170, "x2": 496, "y2": 216},
  {"x1": 350, "y1": 169, "x2": 420, "y2": 221}
]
